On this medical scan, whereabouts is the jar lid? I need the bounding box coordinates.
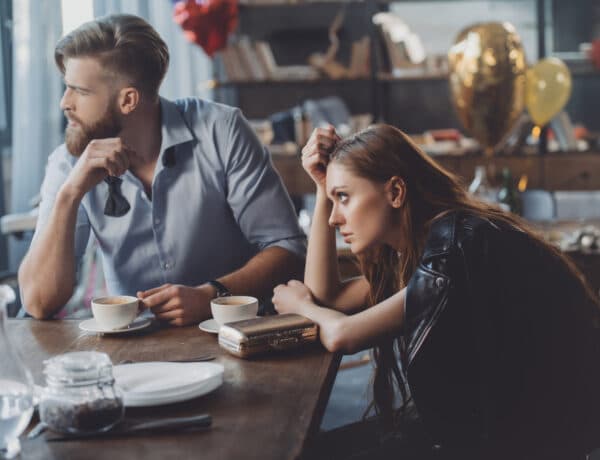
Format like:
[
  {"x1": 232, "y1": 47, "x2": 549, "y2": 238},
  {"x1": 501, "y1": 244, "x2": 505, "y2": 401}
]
[{"x1": 43, "y1": 351, "x2": 113, "y2": 386}]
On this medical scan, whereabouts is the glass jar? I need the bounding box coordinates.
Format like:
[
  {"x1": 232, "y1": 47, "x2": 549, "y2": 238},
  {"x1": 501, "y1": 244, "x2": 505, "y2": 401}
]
[{"x1": 39, "y1": 351, "x2": 124, "y2": 434}]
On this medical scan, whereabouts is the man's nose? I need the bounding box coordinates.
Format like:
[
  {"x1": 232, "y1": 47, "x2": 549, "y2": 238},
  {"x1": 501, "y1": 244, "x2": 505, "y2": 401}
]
[{"x1": 60, "y1": 88, "x2": 73, "y2": 111}]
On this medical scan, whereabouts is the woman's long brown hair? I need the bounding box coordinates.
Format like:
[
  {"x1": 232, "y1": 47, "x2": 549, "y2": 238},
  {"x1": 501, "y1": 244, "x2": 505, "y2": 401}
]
[{"x1": 329, "y1": 124, "x2": 598, "y2": 429}]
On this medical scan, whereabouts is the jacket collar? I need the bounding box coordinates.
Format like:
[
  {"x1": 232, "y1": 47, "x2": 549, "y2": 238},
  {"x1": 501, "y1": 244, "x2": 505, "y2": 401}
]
[{"x1": 421, "y1": 211, "x2": 457, "y2": 260}]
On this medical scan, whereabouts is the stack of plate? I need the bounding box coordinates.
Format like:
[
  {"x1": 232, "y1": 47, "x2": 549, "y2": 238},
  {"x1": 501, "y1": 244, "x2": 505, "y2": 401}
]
[{"x1": 113, "y1": 362, "x2": 224, "y2": 407}]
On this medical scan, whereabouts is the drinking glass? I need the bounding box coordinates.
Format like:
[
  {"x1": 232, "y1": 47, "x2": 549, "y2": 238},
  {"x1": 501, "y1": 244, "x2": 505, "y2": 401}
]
[{"x1": 0, "y1": 285, "x2": 34, "y2": 459}]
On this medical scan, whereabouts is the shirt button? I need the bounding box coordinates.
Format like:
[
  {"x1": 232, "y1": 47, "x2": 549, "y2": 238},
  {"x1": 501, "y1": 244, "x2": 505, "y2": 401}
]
[
  {"x1": 163, "y1": 262, "x2": 171, "y2": 270},
  {"x1": 154, "y1": 218, "x2": 161, "y2": 225},
  {"x1": 435, "y1": 277, "x2": 445, "y2": 288}
]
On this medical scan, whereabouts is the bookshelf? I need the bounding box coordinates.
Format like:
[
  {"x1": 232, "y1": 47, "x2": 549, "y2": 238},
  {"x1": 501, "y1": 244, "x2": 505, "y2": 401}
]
[{"x1": 212, "y1": 0, "x2": 600, "y2": 186}]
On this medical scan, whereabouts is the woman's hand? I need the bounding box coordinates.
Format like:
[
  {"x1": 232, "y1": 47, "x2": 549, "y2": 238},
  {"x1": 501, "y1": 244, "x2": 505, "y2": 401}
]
[
  {"x1": 272, "y1": 280, "x2": 315, "y2": 315},
  {"x1": 301, "y1": 126, "x2": 341, "y2": 190}
]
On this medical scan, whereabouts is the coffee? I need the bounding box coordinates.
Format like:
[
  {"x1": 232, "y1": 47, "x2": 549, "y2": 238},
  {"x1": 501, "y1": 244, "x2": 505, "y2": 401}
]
[
  {"x1": 91, "y1": 296, "x2": 139, "y2": 330},
  {"x1": 95, "y1": 297, "x2": 132, "y2": 306},
  {"x1": 210, "y1": 296, "x2": 259, "y2": 326},
  {"x1": 214, "y1": 299, "x2": 250, "y2": 306}
]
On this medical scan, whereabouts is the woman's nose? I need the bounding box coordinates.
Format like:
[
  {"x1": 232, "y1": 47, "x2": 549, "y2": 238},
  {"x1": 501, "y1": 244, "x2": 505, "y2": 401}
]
[{"x1": 328, "y1": 205, "x2": 343, "y2": 227}]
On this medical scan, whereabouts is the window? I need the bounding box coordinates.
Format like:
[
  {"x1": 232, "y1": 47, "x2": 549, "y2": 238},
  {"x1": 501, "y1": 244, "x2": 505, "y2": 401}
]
[
  {"x1": 0, "y1": 0, "x2": 11, "y2": 147},
  {"x1": 0, "y1": 1, "x2": 12, "y2": 272}
]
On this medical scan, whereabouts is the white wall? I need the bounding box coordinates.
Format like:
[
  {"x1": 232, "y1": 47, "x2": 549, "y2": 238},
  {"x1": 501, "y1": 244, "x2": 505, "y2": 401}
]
[{"x1": 390, "y1": 0, "x2": 539, "y2": 63}]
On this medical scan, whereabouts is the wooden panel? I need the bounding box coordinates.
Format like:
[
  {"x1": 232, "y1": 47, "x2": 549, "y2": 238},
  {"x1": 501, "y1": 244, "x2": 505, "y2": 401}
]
[
  {"x1": 271, "y1": 151, "x2": 600, "y2": 198},
  {"x1": 458, "y1": 155, "x2": 542, "y2": 189},
  {"x1": 543, "y1": 153, "x2": 600, "y2": 190}
]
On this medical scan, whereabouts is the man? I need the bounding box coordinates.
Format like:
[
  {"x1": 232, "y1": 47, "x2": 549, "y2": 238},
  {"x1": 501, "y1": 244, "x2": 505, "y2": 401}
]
[{"x1": 18, "y1": 14, "x2": 305, "y2": 325}]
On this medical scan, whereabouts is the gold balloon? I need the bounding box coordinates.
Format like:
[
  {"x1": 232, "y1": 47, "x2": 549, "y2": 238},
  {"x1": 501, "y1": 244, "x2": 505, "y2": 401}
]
[
  {"x1": 448, "y1": 22, "x2": 527, "y2": 154},
  {"x1": 526, "y1": 57, "x2": 572, "y2": 127}
]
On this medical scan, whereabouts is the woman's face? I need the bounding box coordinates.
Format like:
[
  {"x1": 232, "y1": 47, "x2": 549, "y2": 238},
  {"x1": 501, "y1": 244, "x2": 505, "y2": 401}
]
[{"x1": 326, "y1": 162, "x2": 401, "y2": 254}]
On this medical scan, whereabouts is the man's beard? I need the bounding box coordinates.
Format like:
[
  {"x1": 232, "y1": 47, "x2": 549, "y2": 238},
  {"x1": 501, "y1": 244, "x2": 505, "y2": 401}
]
[{"x1": 65, "y1": 105, "x2": 122, "y2": 157}]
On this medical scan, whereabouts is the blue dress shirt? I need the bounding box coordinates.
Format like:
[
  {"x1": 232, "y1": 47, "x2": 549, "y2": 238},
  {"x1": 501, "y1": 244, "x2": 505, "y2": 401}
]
[{"x1": 33, "y1": 98, "x2": 306, "y2": 302}]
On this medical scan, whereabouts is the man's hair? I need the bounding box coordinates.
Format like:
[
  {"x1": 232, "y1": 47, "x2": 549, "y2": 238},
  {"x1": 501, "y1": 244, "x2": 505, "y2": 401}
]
[{"x1": 55, "y1": 14, "x2": 169, "y2": 99}]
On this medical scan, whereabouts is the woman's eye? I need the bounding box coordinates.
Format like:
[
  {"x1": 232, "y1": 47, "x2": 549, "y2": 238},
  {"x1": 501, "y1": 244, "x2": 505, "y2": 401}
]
[{"x1": 337, "y1": 192, "x2": 348, "y2": 203}]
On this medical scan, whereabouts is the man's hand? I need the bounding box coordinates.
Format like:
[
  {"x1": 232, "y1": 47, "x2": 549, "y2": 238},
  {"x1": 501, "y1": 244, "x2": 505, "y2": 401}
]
[
  {"x1": 63, "y1": 138, "x2": 133, "y2": 200},
  {"x1": 137, "y1": 284, "x2": 213, "y2": 326}
]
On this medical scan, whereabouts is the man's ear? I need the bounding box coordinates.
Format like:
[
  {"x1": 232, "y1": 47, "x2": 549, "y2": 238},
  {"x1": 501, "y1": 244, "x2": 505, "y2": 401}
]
[
  {"x1": 386, "y1": 176, "x2": 406, "y2": 208},
  {"x1": 118, "y1": 87, "x2": 140, "y2": 115}
]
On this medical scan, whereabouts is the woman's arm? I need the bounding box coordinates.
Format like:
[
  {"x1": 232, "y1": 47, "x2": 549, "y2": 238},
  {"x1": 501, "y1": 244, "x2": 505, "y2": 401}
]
[
  {"x1": 273, "y1": 280, "x2": 405, "y2": 354},
  {"x1": 305, "y1": 189, "x2": 370, "y2": 312},
  {"x1": 301, "y1": 127, "x2": 369, "y2": 312}
]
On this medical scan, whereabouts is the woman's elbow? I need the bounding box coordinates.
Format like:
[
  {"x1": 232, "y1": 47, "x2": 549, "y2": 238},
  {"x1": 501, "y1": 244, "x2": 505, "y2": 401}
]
[{"x1": 321, "y1": 320, "x2": 358, "y2": 354}]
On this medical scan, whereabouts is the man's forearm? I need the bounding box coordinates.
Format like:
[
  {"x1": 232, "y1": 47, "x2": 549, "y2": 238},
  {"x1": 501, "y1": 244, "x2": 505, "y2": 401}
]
[
  {"x1": 213, "y1": 246, "x2": 304, "y2": 301},
  {"x1": 18, "y1": 186, "x2": 82, "y2": 318}
]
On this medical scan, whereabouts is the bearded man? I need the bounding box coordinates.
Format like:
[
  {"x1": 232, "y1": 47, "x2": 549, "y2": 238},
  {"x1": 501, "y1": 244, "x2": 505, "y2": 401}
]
[{"x1": 18, "y1": 14, "x2": 306, "y2": 324}]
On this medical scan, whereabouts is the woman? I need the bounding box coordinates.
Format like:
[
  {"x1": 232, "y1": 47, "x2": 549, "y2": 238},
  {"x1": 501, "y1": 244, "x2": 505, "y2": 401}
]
[{"x1": 272, "y1": 124, "x2": 600, "y2": 459}]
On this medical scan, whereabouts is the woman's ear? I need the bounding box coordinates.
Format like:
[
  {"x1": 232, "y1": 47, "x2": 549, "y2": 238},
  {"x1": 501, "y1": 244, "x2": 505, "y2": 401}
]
[
  {"x1": 386, "y1": 176, "x2": 406, "y2": 208},
  {"x1": 118, "y1": 87, "x2": 140, "y2": 115}
]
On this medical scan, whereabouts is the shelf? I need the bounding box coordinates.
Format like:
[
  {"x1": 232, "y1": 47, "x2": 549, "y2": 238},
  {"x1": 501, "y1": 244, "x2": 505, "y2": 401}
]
[
  {"x1": 212, "y1": 77, "x2": 373, "y2": 87},
  {"x1": 378, "y1": 71, "x2": 449, "y2": 81},
  {"x1": 271, "y1": 150, "x2": 600, "y2": 196},
  {"x1": 212, "y1": 74, "x2": 452, "y2": 87}
]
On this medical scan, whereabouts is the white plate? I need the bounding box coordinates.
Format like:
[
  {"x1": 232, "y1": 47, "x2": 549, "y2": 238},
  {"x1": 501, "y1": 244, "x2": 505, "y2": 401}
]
[
  {"x1": 79, "y1": 317, "x2": 152, "y2": 334},
  {"x1": 113, "y1": 362, "x2": 222, "y2": 395},
  {"x1": 123, "y1": 375, "x2": 222, "y2": 407},
  {"x1": 198, "y1": 319, "x2": 220, "y2": 334},
  {"x1": 113, "y1": 362, "x2": 224, "y2": 407}
]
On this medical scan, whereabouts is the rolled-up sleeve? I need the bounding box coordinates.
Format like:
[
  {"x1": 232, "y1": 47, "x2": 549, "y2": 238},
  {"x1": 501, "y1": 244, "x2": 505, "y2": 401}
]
[
  {"x1": 33, "y1": 148, "x2": 91, "y2": 269},
  {"x1": 222, "y1": 109, "x2": 306, "y2": 258}
]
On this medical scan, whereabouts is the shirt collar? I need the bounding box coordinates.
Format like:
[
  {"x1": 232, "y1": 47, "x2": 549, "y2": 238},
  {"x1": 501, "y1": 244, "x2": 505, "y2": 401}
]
[{"x1": 157, "y1": 97, "x2": 195, "y2": 169}]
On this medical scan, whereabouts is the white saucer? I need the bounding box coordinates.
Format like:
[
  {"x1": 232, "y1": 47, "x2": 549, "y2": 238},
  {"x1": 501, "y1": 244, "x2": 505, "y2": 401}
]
[
  {"x1": 198, "y1": 319, "x2": 220, "y2": 334},
  {"x1": 79, "y1": 317, "x2": 152, "y2": 334}
]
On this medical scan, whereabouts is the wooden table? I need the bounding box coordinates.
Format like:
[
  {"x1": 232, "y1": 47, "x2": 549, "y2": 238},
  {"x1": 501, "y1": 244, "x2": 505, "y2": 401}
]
[{"x1": 9, "y1": 319, "x2": 341, "y2": 460}]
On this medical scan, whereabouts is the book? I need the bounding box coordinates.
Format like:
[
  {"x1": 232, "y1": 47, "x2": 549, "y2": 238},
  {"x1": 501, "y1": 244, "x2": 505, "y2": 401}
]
[
  {"x1": 236, "y1": 37, "x2": 268, "y2": 81},
  {"x1": 254, "y1": 41, "x2": 278, "y2": 79}
]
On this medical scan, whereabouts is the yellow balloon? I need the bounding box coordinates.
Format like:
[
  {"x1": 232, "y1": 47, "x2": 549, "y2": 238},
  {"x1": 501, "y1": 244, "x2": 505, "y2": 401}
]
[{"x1": 525, "y1": 57, "x2": 572, "y2": 126}]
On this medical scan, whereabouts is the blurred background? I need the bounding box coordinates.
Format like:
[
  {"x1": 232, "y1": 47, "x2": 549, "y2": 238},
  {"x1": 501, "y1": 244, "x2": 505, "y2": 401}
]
[{"x1": 3, "y1": 0, "x2": 600, "y2": 314}]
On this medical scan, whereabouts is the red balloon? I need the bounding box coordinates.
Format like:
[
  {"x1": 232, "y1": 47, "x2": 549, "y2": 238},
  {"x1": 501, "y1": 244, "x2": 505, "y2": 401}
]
[{"x1": 173, "y1": 0, "x2": 238, "y2": 57}]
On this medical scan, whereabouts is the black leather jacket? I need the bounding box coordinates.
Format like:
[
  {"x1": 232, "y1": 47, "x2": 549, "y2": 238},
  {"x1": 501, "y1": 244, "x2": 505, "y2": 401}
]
[{"x1": 404, "y1": 211, "x2": 600, "y2": 457}]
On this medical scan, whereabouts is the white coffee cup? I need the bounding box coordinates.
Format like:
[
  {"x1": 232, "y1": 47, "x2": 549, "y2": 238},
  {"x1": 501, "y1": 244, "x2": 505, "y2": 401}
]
[
  {"x1": 91, "y1": 296, "x2": 139, "y2": 330},
  {"x1": 210, "y1": 296, "x2": 259, "y2": 326}
]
